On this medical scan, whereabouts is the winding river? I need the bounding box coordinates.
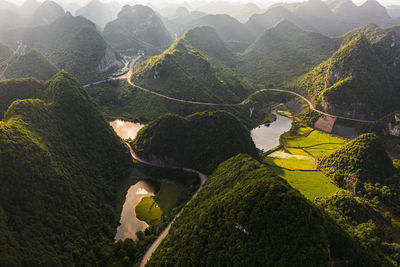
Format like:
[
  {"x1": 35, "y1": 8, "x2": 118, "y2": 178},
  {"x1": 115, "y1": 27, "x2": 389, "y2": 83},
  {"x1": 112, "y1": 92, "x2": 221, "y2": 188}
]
[
  {"x1": 251, "y1": 110, "x2": 292, "y2": 151},
  {"x1": 110, "y1": 120, "x2": 151, "y2": 241}
]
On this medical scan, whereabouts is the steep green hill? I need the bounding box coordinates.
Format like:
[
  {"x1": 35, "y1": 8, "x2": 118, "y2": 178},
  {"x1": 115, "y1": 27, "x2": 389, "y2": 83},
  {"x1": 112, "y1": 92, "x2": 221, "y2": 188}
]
[
  {"x1": 182, "y1": 26, "x2": 237, "y2": 67},
  {"x1": 0, "y1": 78, "x2": 45, "y2": 118},
  {"x1": 239, "y1": 20, "x2": 339, "y2": 87},
  {"x1": 316, "y1": 191, "x2": 400, "y2": 265},
  {"x1": 131, "y1": 28, "x2": 250, "y2": 103},
  {"x1": 131, "y1": 111, "x2": 257, "y2": 173},
  {"x1": 4, "y1": 49, "x2": 58, "y2": 81},
  {"x1": 318, "y1": 133, "x2": 396, "y2": 190},
  {"x1": 186, "y1": 14, "x2": 256, "y2": 52},
  {"x1": 103, "y1": 5, "x2": 172, "y2": 55},
  {"x1": 147, "y1": 154, "x2": 367, "y2": 266},
  {"x1": 295, "y1": 32, "x2": 397, "y2": 120},
  {"x1": 0, "y1": 72, "x2": 131, "y2": 265},
  {"x1": 2, "y1": 14, "x2": 119, "y2": 83}
]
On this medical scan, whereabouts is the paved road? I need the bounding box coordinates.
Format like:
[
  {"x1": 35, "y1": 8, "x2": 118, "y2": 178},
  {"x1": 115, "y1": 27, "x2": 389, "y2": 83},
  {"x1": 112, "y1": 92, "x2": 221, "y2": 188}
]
[
  {"x1": 252, "y1": 89, "x2": 375, "y2": 123},
  {"x1": 127, "y1": 145, "x2": 207, "y2": 267},
  {"x1": 127, "y1": 79, "x2": 376, "y2": 123},
  {"x1": 84, "y1": 56, "x2": 376, "y2": 122}
]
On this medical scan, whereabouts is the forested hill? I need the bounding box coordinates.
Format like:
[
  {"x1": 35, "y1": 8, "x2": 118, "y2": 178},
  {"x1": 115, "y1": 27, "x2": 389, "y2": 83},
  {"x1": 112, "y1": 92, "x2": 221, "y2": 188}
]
[
  {"x1": 318, "y1": 133, "x2": 396, "y2": 190},
  {"x1": 1, "y1": 15, "x2": 120, "y2": 83},
  {"x1": 294, "y1": 24, "x2": 400, "y2": 120},
  {"x1": 131, "y1": 111, "x2": 257, "y2": 174},
  {"x1": 239, "y1": 19, "x2": 339, "y2": 87},
  {"x1": 4, "y1": 49, "x2": 58, "y2": 81},
  {"x1": 0, "y1": 78, "x2": 45, "y2": 118},
  {"x1": 0, "y1": 72, "x2": 132, "y2": 265},
  {"x1": 103, "y1": 5, "x2": 172, "y2": 55},
  {"x1": 131, "y1": 27, "x2": 250, "y2": 103},
  {"x1": 147, "y1": 154, "x2": 370, "y2": 266}
]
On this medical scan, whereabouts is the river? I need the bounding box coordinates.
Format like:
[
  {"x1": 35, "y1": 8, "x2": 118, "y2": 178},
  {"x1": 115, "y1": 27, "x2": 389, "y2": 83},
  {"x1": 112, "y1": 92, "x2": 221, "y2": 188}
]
[
  {"x1": 110, "y1": 119, "x2": 152, "y2": 241},
  {"x1": 251, "y1": 110, "x2": 292, "y2": 151}
]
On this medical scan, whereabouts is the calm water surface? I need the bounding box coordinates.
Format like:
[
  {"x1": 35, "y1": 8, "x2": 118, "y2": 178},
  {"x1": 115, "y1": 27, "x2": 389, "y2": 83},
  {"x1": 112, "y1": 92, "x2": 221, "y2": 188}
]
[
  {"x1": 111, "y1": 119, "x2": 151, "y2": 241},
  {"x1": 110, "y1": 119, "x2": 144, "y2": 140},
  {"x1": 115, "y1": 181, "x2": 155, "y2": 241},
  {"x1": 251, "y1": 111, "x2": 292, "y2": 151}
]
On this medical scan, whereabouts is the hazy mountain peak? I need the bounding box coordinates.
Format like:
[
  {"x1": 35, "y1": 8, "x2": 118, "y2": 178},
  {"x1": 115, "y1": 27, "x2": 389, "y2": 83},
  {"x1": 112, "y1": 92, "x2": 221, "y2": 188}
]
[
  {"x1": 360, "y1": 0, "x2": 390, "y2": 19},
  {"x1": 274, "y1": 18, "x2": 302, "y2": 32},
  {"x1": 28, "y1": 0, "x2": 65, "y2": 27}
]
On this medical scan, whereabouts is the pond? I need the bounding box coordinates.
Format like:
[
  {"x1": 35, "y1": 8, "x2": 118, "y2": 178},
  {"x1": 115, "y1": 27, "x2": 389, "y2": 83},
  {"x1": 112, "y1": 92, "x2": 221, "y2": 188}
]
[
  {"x1": 115, "y1": 181, "x2": 156, "y2": 241},
  {"x1": 251, "y1": 110, "x2": 292, "y2": 151},
  {"x1": 109, "y1": 119, "x2": 144, "y2": 140}
]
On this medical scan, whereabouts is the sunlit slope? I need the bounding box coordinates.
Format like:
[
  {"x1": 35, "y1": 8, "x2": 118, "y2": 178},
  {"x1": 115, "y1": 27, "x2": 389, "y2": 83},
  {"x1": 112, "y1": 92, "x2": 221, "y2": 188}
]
[
  {"x1": 131, "y1": 27, "x2": 250, "y2": 103},
  {"x1": 295, "y1": 26, "x2": 400, "y2": 120},
  {"x1": 147, "y1": 154, "x2": 368, "y2": 266}
]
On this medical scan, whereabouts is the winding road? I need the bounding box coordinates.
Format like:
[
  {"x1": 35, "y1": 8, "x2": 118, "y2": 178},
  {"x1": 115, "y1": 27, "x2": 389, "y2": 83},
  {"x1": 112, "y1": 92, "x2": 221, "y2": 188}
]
[
  {"x1": 127, "y1": 145, "x2": 207, "y2": 267},
  {"x1": 85, "y1": 55, "x2": 375, "y2": 123}
]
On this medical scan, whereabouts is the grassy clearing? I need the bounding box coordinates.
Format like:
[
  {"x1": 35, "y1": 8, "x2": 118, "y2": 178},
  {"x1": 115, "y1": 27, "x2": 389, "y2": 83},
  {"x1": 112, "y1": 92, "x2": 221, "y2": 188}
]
[
  {"x1": 156, "y1": 183, "x2": 185, "y2": 213},
  {"x1": 268, "y1": 166, "x2": 340, "y2": 200},
  {"x1": 134, "y1": 181, "x2": 186, "y2": 226},
  {"x1": 262, "y1": 126, "x2": 343, "y2": 200},
  {"x1": 285, "y1": 147, "x2": 310, "y2": 156},
  {"x1": 264, "y1": 157, "x2": 315, "y2": 170},
  {"x1": 135, "y1": 196, "x2": 162, "y2": 224},
  {"x1": 282, "y1": 127, "x2": 346, "y2": 158}
]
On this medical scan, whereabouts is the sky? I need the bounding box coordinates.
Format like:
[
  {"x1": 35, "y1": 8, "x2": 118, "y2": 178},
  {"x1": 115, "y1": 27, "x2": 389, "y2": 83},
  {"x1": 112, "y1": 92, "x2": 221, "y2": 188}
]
[{"x1": 8, "y1": 0, "x2": 400, "y2": 8}]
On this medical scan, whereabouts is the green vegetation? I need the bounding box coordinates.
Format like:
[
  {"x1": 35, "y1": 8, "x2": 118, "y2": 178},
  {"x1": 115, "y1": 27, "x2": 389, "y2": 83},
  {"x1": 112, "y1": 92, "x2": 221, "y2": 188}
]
[
  {"x1": 295, "y1": 30, "x2": 400, "y2": 120},
  {"x1": 4, "y1": 49, "x2": 58, "y2": 81},
  {"x1": 2, "y1": 15, "x2": 114, "y2": 83},
  {"x1": 0, "y1": 77, "x2": 45, "y2": 118},
  {"x1": 147, "y1": 154, "x2": 367, "y2": 266},
  {"x1": 131, "y1": 27, "x2": 250, "y2": 103},
  {"x1": 87, "y1": 78, "x2": 290, "y2": 131},
  {"x1": 281, "y1": 126, "x2": 346, "y2": 157},
  {"x1": 318, "y1": 133, "x2": 396, "y2": 191},
  {"x1": 132, "y1": 111, "x2": 257, "y2": 173},
  {"x1": 239, "y1": 20, "x2": 339, "y2": 88},
  {"x1": 104, "y1": 5, "x2": 172, "y2": 55},
  {"x1": 113, "y1": 162, "x2": 200, "y2": 266},
  {"x1": 269, "y1": 167, "x2": 340, "y2": 200},
  {"x1": 263, "y1": 125, "x2": 343, "y2": 200},
  {"x1": 0, "y1": 72, "x2": 132, "y2": 265},
  {"x1": 264, "y1": 156, "x2": 316, "y2": 170},
  {"x1": 316, "y1": 191, "x2": 400, "y2": 265},
  {"x1": 135, "y1": 197, "x2": 162, "y2": 224}
]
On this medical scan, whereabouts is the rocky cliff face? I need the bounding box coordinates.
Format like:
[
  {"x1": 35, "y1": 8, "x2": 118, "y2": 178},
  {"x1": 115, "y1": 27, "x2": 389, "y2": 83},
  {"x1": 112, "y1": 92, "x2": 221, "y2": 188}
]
[
  {"x1": 387, "y1": 113, "x2": 400, "y2": 136},
  {"x1": 96, "y1": 45, "x2": 123, "y2": 74}
]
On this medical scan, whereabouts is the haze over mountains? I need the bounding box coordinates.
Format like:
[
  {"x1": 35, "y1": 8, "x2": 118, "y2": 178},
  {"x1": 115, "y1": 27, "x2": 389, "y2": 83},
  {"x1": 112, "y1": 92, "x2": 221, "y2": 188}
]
[{"x1": 2, "y1": 0, "x2": 400, "y2": 266}]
